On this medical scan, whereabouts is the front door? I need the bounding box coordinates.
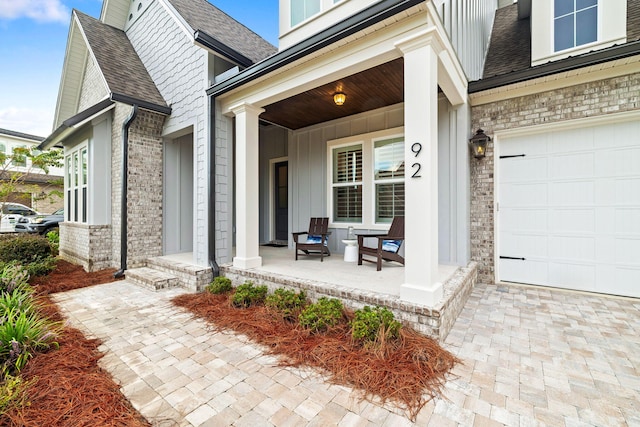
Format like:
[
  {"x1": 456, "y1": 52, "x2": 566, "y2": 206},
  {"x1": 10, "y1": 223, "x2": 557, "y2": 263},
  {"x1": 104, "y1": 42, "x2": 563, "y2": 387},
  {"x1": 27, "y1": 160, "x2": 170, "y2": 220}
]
[{"x1": 274, "y1": 161, "x2": 288, "y2": 241}]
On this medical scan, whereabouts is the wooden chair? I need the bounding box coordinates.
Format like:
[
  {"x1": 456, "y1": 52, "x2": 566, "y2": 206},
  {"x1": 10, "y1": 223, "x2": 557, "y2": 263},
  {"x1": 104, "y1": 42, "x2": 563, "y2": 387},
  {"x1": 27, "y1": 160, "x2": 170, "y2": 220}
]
[
  {"x1": 292, "y1": 217, "x2": 331, "y2": 262},
  {"x1": 357, "y1": 216, "x2": 405, "y2": 271}
]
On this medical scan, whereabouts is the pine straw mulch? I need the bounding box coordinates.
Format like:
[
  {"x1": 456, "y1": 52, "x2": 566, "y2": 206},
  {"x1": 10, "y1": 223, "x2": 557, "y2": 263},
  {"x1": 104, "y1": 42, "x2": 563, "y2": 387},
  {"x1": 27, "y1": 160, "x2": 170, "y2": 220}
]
[
  {"x1": 1, "y1": 260, "x2": 149, "y2": 427},
  {"x1": 173, "y1": 291, "x2": 460, "y2": 421}
]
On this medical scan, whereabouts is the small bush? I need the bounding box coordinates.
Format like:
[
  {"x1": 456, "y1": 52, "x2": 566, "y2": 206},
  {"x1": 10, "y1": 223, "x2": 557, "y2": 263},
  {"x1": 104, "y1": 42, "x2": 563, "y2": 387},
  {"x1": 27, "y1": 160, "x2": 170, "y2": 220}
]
[
  {"x1": 0, "y1": 264, "x2": 30, "y2": 295},
  {"x1": 206, "y1": 276, "x2": 233, "y2": 294},
  {"x1": 0, "y1": 236, "x2": 51, "y2": 265},
  {"x1": 231, "y1": 281, "x2": 268, "y2": 308},
  {"x1": 46, "y1": 230, "x2": 59, "y2": 256},
  {"x1": 299, "y1": 297, "x2": 344, "y2": 332},
  {"x1": 0, "y1": 373, "x2": 34, "y2": 414},
  {"x1": 24, "y1": 256, "x2": 57, "y2": 277},
  {"x1": 351, "y1": 306, "x2": 401, "y2": 345},
  {"x1": 265, "y1": 288, "x2": 307, "y2": 320}
]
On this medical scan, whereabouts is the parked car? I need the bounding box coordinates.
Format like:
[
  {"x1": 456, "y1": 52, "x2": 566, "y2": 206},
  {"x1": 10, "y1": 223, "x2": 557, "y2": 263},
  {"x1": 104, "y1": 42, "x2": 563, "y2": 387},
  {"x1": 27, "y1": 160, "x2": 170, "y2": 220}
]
[
  {"x1": 0, "y1": 202, "x2": 41, "y2": 233},
  {"x1": 15, "y1": 208, "x2": 64, "y2": 235}
]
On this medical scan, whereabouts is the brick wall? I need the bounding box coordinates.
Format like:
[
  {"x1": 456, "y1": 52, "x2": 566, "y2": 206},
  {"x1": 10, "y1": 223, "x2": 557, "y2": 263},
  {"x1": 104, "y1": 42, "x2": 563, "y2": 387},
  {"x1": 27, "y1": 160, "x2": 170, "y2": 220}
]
[
  {"x1": 60, "y1": 222, "x2": 112, "y2": 272},
  {"x1": 470, "y1": 72, "x2": 640, "y2": 284},
  {"x1": 126, "y1": 109, "x2": 165, "y2": 267}
]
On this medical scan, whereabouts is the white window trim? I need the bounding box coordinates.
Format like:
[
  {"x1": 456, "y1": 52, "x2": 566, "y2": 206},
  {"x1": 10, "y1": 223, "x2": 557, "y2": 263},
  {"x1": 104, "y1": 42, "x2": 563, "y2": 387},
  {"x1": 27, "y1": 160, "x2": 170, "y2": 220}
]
[
  {"x1": 553, "y1": 0, "x2": 599, "y2": 53},
  {"x1": 327, "y1": 126, "x2": 404, "y2": 230},
  {"x1": 65, "y1": 141, "x2": 88, "y2": 223}
]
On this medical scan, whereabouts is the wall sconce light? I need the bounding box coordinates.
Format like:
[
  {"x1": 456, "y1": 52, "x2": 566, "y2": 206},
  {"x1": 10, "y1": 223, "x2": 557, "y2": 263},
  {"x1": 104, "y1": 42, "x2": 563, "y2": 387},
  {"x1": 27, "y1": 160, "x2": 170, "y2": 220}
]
[
  {"x1": 469, "y1": 129, "x2": 491, "y2": 159},
  {"x1": 333, "y1": 92, "x2": 346, "y2": 106}
]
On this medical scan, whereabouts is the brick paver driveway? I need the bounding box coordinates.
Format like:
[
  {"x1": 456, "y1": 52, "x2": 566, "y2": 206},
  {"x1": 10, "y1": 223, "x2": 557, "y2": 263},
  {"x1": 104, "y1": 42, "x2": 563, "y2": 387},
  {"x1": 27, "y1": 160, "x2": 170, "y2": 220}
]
[{"x1": 54, "y1": 281, "x2": 640, "y2": 426}]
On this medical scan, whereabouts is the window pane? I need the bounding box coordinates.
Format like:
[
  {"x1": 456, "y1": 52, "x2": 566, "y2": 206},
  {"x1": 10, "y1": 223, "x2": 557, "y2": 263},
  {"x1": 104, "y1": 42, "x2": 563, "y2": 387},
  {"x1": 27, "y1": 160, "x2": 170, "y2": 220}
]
[
  {"x1": 554, "y1": 0, "x2": 573, "y2": 17},
  {"x1": 333, "y1": 145, "x2": 362, "y2": 184},
  {"x1": 81, "y1": 149, "x2": 88, "y2": 185},
  {"x1": 554, "y1": 15, "x2": 574, "y2": 51},
  {"x1": 73, "y1": 152, "x2": 79, "y2": 188},
  {"x1": 376, "y1": 183, "x2": 404, "y2": 223},
  {"x1": 576, "y1": 7, "x2": 597, "y2": 45},
  {"x1": 291, "y1": 0, "x2": 320, "y2": 26},
  {"x1": 374, "y1": 137, "x2": 404, "y2": 180},
  {"x1": 82, "y1": 187, "x2": 87, "y2": 223},
  {"x1": 576, "y1": 0, "x2": 596, "y2": 10},
  {"x1": 66, "y1": 156, "x2": 71, "y2": 186},
  {"x1": 333, "y1": 186, "x2": 362, "y2": 222}
]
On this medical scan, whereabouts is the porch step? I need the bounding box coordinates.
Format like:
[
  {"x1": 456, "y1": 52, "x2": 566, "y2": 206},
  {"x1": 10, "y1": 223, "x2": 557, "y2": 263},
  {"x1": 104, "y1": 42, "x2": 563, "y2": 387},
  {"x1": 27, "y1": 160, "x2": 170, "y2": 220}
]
[
  {"x1": 125, "y1": 267, "x2": 179, "y2": 291},
  {"x1": 146, "y1": 256, "x2": 213, "y2": 292}
]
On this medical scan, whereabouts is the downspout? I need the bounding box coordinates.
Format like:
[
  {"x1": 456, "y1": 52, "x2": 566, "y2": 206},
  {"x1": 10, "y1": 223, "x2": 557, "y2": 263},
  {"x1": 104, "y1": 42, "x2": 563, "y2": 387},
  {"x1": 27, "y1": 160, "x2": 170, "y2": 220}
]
[
  {"x1": 114, "y1": 104, "x2": 138, "y2": 278},
  {"x1": 208, "y1": 95, "x2": 220, "y2": 278}
]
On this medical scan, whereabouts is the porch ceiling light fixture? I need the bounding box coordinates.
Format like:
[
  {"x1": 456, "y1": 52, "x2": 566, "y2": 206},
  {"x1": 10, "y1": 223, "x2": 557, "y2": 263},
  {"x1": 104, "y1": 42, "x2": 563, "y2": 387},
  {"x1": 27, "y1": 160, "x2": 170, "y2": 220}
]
[
  {"x1": 333, "y1": 92, "x2": 346, "y2": 106},
  {"x1": 469, "y1": 129, "x2": 491, "y2": 159}
]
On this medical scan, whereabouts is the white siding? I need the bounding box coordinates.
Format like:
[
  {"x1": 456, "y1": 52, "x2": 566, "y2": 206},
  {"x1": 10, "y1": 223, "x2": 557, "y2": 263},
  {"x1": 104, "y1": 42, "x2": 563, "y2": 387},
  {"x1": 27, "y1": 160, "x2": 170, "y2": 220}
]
[
  {"x1": 126, "y1": 0, "x2": 210, "y2": 266},
  {"x1": 433, "y1": 0, "x2": 496, "y2": 81}
]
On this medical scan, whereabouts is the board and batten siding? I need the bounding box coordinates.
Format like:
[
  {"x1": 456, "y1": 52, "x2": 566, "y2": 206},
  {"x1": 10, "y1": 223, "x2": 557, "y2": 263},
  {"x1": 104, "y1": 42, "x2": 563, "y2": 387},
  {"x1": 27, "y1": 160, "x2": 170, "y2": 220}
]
[{"x1": 126, "y1": 0, "x2": 211, "y2": 266}]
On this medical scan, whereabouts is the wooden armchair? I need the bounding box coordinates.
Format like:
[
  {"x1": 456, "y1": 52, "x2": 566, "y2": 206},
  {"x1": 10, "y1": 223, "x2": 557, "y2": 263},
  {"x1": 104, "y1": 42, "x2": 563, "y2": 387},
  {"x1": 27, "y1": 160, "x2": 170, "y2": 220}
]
[
  {"x1": 292, "y1": 217, "x2": 331, "y2": 262},
  {"x1": 357, "y1": 216, "x2": 405, "y2": 271}
]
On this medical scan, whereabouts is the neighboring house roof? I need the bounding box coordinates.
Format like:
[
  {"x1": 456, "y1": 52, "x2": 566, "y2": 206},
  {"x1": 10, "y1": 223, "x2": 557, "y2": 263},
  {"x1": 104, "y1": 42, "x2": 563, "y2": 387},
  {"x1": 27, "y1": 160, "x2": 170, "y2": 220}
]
[
  {"x1": 74, "y1": 11, "x2": 170, "y2": 112},
  {"x1": 167, "y1": 0, "x2": 277, "y2": 66},
  {"x1": 0, "y1": 129, "x2": 44, "y2": 142},
  {"x1": 471, "y1": 0, "x2": 640, "y2": 92}
]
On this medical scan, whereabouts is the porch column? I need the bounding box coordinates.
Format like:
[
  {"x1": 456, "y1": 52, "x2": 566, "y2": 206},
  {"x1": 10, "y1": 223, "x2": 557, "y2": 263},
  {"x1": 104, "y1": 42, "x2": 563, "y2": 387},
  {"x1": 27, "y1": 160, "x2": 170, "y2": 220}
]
[
  {"x1": 232, "y1": 102, "x2": 264, "y2": 269},
  {"x1": 396, "y1": 30, "x2": 443, "y2": 307}
]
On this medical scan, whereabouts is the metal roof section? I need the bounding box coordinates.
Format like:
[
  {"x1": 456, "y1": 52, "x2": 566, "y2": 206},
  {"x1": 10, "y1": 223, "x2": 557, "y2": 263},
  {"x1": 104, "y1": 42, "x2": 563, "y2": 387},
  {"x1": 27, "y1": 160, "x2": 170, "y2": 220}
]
[{"x1": 207, "y1": 0, "x2": 424, "y2": 98}]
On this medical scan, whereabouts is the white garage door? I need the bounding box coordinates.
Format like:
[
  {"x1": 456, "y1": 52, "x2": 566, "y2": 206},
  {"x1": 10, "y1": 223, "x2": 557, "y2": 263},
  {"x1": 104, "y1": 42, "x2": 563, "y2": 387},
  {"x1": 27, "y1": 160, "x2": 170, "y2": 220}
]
[{"x1": 498, "y1": 118, "x2": 640, "y2": 298}]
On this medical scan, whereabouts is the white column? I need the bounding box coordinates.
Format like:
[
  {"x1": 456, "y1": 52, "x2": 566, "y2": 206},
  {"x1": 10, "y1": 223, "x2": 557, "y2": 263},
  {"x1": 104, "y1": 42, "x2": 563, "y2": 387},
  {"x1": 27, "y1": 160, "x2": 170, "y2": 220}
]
[
  {"x1": 396, "y1": 31, "x2": 443, "y2": 307},
  {"x1": 232, "y1": 103, "x2": 264, "y2": 269}
]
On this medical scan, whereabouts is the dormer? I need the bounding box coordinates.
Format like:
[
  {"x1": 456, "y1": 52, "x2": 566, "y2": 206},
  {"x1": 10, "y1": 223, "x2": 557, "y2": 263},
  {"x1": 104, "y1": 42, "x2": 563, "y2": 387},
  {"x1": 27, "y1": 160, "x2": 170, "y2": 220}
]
[
  {"x1": 278, "y1": 0, "x2": 381, "y2": 50},
  {"x1": 527, "y1": 0, "x2": 627, "y2": 66}
]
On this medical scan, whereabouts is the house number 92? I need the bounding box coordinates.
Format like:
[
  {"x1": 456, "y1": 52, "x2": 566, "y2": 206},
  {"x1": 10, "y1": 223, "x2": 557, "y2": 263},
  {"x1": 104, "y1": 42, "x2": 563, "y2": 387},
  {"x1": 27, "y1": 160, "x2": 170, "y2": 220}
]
[{"x1": 411, "y1": 142, "x2": 422, "y2": 178}]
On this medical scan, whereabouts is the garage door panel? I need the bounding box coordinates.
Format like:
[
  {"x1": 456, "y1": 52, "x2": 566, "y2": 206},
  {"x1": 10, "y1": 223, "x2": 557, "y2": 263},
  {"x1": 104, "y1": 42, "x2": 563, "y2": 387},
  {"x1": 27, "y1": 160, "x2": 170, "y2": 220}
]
[
  {"x1": 548, "y1": 263, "x2": 596, "y2": 291},
  {"x1": 500, "y1": 209, "x2": 548, "y2": 232},
  {"x1": 551, "y1": 153, "x2": 595, "y2": 179},
  {"x1": 500, "y1": 233, "x2": 547, "y2": 258},
  {"x1": 549, "y1": 181, "x2": 594, "y2": 206},
  {"x1": 550, "y1": 209, "x2": 595, "y2": 233},
  {"x1": 500, "y1": 183, "x2": 548, "y2": 206},
  {"x1": 548, "y1": 236, "x2": 595, "y2": 262},
  {"x1": 501, "y1": 259, "x2": 548, "y2": 284},
  {"x1": 498, "y1": 118, "x2": 640, "y2": 298}
]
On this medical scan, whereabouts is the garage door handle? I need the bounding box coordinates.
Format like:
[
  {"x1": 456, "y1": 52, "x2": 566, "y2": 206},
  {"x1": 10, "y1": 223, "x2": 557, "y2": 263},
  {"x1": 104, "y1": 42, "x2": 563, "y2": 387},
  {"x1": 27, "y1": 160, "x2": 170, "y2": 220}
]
[
  {"x1": 500, "y1": 256, "x2": 526, "y2": 260},
  {"x1": 499, "y1": 154, "x2": 526, "y2": 159}
]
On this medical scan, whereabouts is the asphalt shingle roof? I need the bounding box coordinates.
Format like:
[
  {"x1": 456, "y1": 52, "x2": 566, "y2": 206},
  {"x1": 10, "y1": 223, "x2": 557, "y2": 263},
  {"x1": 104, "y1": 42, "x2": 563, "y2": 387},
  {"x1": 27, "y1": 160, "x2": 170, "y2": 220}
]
[
  {"x1": 0, "y1": 128, "x2": 44, "y2": 142},
  {"x1": 483, "y1": 0, "x2": 640, "y2": 80},
  {"x1": 166, "y1": 0, "x2": 277, "y2": 64},
  {"x1": 75, "y1": 11, "x2": 169, "y2": 110}
]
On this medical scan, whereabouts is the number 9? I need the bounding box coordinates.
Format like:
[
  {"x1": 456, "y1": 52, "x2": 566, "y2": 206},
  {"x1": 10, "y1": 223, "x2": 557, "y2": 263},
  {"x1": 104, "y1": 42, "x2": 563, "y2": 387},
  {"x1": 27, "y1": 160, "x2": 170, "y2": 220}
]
[{"x1": 411, "y1": 142, "x2": 422, "y2": 157}]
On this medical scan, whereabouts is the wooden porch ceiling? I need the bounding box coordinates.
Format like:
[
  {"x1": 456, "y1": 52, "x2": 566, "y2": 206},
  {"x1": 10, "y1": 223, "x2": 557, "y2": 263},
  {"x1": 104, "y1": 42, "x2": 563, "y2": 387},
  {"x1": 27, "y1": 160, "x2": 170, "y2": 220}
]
[{"x1": 260, "y1": 58, "x2": 404, "y2": 130}]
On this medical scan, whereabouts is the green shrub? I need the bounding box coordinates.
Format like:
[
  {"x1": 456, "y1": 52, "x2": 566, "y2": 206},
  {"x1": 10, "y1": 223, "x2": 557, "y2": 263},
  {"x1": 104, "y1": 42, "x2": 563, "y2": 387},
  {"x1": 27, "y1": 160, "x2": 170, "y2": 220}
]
[
  {"x1": 0, "y1": 289, "x2": 35, "y2": 316},
  {"x1": 0, "y1": 264, "x2": 30, "y2": 295},
  {"x1": 0, "y1": 236, "x2": 51, "y2": 265},
  {"x1": 265, "y1": 288, "x2": 307, "y2": 320},
  {"x1": 299, "y1": 297, "x2": 344, "y2": 332},
  {"x1": 231, "y1": 281, "x2": 268, "y2": 308},
  {"x1": 206, "y1": 276, "x2": 233, "y2": 294},
  {"x1": 351, "y1": 306, "x2": 401, "y2": 344},
  {"x1": 46, "y1": 230, "x2": 59, "y2": 256},
  {"x1": 24, "y1": 256, "x2": 57, "y2": 278},
  {"x1": 0, "y1": 308, "x2": 60, "y2": 373},
  {"x1": 0, "y1": 373, "x2": 34, "y2": 414}
]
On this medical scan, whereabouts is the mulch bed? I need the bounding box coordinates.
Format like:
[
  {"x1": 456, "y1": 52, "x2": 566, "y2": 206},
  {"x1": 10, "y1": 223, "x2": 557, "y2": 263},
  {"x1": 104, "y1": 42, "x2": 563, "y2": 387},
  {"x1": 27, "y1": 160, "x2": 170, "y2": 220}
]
[
  {"x1": 1, "y1": 260, "x2": 149, "y2": 427},
  {"x1": 173, "y1": 292, "x2": 459, "y2": 421}
]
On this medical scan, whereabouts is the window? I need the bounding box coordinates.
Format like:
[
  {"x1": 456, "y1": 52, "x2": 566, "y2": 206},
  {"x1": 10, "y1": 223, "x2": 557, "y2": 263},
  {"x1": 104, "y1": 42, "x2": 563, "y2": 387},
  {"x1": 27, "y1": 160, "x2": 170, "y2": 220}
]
[
  {"x1": 332, "y1": 144, "x2": 363, "y2": 223},
  {"x1": 328, "y1": 128, "x2": 404, "y2": 228},
  {"x1": 66, "y1": 143, "x2": 88, "y2": 223},
  {"x1": 554, "y1": 0, "x2": 597, "y2": 52},
  {"x1": 13, "y1": 145, "x2": 27, "y2": 167},
  {"x1": 291, "y1": 0, "x2": 320, "y2": 26}
]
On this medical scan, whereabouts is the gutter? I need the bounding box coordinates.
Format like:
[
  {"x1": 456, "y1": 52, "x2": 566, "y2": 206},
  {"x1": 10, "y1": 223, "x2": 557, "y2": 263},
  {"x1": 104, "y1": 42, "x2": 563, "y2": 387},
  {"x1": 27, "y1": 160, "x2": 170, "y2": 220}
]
[
  {"x1": 114, "y1": 104, "x2": 138, "y2": 278},
  {"x1": 195, "y1": 30, "x2": 254, "y2": 69},
  {"x1": 469, "y1": 40, "x2": 640, "y2": 93},
  {"x1": 208, "y1": 96, "x2": 220, "y2": 278},
  {"x1": 206, "y1": 0, "x2": 424, "y2": 98}
]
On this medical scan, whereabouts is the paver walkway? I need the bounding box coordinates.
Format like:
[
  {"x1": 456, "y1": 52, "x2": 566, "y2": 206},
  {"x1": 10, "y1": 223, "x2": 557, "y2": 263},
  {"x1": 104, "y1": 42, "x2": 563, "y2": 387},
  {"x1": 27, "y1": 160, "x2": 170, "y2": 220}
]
[{"x1": 53, "y1": 281, "x2": 640, "y2": 426}]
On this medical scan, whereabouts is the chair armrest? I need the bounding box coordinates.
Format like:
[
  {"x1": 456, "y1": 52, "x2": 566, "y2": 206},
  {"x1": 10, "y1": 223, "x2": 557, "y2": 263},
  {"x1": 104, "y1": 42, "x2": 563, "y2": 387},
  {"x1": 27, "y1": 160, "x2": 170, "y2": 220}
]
[{"x1": 292, "y1": 231, "x2": 308, "y2": 243}]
